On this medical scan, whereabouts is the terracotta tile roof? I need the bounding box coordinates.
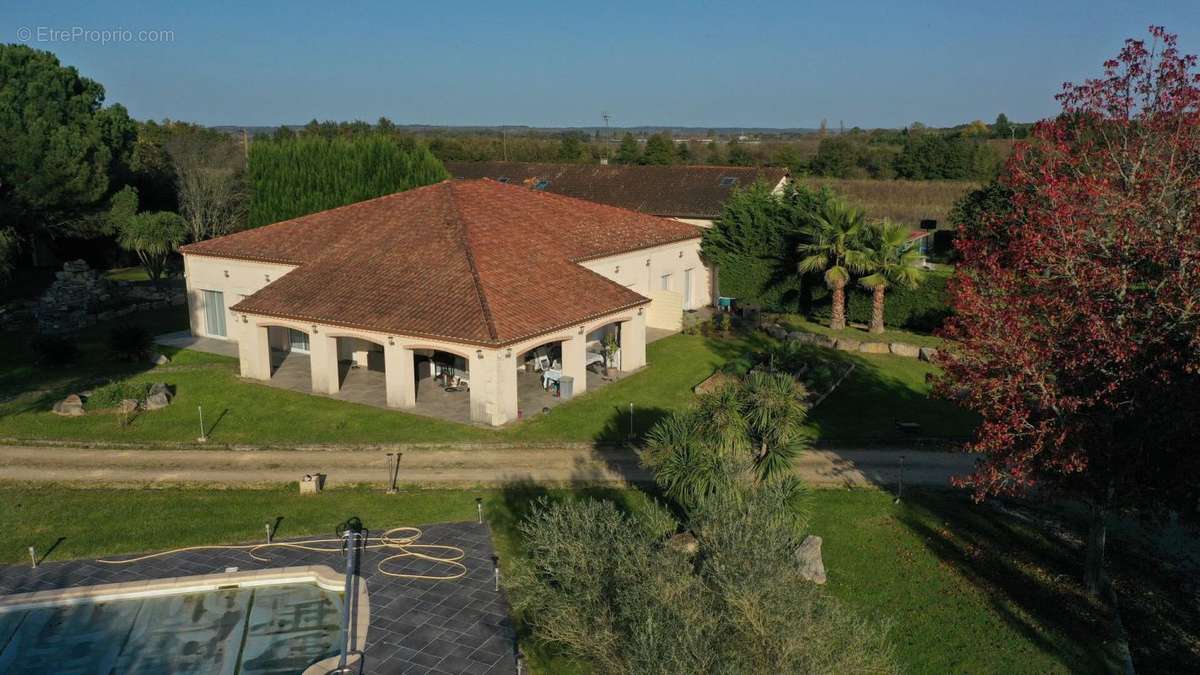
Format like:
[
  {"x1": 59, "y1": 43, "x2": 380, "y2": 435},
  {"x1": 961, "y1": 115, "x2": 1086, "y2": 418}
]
[
  {"x1": 444, "y1": 161, "x2": 789, "y2": 219},
  {"x1": 180, "y1": 180, "x2": 702, "y2": 345}
]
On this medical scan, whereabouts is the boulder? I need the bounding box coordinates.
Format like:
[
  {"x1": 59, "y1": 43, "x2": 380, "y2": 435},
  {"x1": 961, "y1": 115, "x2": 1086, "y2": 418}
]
[
  {"x1": 767, "y1": 325, "x2": 788, "y2": 340},
  {"x1": 144, "y1": 392, "x2": 171, "y2": 411},
  {"x1": 794, "y1": 535, "x2": 827, "y2": 584},
  {"x1": 666, "y1": 532, "x2": 699, "y2": 556},
  {"x1": 858, "y1": 341, "x2": 890, "y2": 354},
  {"x1": 889, "y1": 342, "x2": 921, "y2": 358},
  {"x1": 919, "y1": 347, "x2": 940, "y2": 362},
  {"x1": 148, "y1": 352, "x2": 170, "y2": 366},
  {"x1": 834, "y1": 338, "x2": 861, "y2": 352},
  {"x1": 52, "y1": 394, "x2": 85, "y2": 417}
]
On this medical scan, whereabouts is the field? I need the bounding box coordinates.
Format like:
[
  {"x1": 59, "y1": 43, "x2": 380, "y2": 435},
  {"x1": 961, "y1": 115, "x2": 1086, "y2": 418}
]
[{"x1": 798, "y1": 177, "x2": 977, "y2": 227}]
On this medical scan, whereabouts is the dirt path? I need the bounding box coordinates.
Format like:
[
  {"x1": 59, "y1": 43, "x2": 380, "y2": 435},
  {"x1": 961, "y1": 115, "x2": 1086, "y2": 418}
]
[{"x1": 0, "y1": 445, "x2": 975, "y2": 489}]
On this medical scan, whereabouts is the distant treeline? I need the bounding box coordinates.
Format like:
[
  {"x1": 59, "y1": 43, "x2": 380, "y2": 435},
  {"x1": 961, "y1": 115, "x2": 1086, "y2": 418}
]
[{"x1": 272, "y1": 115, "x2": 1028, "y2": 183}]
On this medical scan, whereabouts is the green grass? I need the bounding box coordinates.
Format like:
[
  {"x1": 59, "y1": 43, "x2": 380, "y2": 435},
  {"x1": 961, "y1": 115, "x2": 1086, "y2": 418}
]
[
  {"x1": 779, "y1": 314, "x2": 946, "y2": 349},
  {"x1": 0, "y1": 308, "x2": 973, "y2": 445},
  {"x1": 102, "y1": 267, "x2": 152, "y2": 282},
  {"x1": 0, "y1": 484, "x2": 1155, "y2": 673}
]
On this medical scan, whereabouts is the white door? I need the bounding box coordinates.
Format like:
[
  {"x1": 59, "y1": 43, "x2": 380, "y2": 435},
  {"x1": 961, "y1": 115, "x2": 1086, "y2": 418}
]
[
  {"x1": 683, "y1": 268, "x2": 694, "y2": 309},
  {"x1": 202, "y1": 290, "x2": 226, "y2": 337}
]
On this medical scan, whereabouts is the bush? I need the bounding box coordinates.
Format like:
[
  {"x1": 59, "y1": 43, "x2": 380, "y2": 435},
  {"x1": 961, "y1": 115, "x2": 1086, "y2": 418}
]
[
  {"x1": 30, "y1": 334, "x2": 80, "y2": 365},
  {"x1": 512, "y1": 492, "x2": 898, "y2": 674},
  {"x1": 87, "y1": 380, "x2": 151, "y2": 409},
  {"x1": 108, "y1": 324, "x2": 152, "y2": 361},
  {"x1": 811, "y1": 273, "x2": 950, "y2": 331}
]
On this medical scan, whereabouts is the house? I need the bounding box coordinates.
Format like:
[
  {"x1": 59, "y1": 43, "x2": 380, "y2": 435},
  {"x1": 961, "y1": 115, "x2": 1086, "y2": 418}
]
[
  {"x1": 444, "y1": 161, "x2": 790, "y2": 228},
  {"x1": 178, "y1": 179, "x2": 710, "y2": 426}
]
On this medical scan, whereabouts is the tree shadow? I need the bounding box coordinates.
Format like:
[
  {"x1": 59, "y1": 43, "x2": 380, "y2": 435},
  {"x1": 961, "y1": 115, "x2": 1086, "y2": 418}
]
[
  {"x1": 896, "y1": 490, "x2": 1120, "y2": 674},
  {"x1": 591, "y1": 404, "x2": 670, "y2": 445}
]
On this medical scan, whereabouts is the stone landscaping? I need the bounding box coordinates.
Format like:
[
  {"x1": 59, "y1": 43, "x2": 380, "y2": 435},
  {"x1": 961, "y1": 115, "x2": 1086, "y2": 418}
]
[
  {"x1": 2, "y1": 260, "x2": 186, "y2": 334},
  {"x1": 763, "y1": 322, "x2": 939, "y2": 362},
  {"x1": 52, "y1": 381, "x2": 176, "y2": 416}
]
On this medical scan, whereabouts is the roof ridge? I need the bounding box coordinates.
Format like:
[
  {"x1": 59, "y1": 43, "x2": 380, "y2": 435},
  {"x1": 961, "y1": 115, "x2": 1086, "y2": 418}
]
[{"x1": 445, "y1": 182, "x2": 499, "y2": 342}]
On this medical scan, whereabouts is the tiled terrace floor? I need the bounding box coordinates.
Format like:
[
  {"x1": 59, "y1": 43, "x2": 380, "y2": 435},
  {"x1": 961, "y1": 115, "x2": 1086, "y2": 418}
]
[
  {"x1": 0, "y1": 521, "x2": 516, "y2": 675},
  {"x1": 265, "y1": 350, "x2": 630, "y2": 425}
]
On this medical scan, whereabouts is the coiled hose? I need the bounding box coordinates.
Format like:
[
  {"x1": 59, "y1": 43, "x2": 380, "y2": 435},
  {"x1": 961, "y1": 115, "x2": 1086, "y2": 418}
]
[{"x1": 96, "y1": 526, "x2": 467, "y2": 581}]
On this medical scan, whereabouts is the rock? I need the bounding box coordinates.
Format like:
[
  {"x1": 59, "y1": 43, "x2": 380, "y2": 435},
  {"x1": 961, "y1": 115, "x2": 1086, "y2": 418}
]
[
  {"x1": 889, "y1": 342, "x2": 921, "y2": 358},
  {"x1": 666, "y1": 532, "x2": 699, "y2": 556},
  {"x1": 766, "y1": 325, "x2": 788, "y2": 340},
  {"x1": 116, "y1": 398, "x2": 139, "y2": 414},
  {"x1": 786, "y1": 331, "x2": 805, "y2": 342},
  {"x1": 299, "y1": 473, "x2": 326, "y2": 494},
  {"x1": 919, "y1": 347, "x2": 940, "y2": 362},
  {"x1": 794, "y1": 535, "x2": 827, "y2": 584},
  {"x1": 52, "y1": 394, "x2": 85, "y2": 417},
  {"x1": 148, "y1": 382, "x2": 171, "y2": 398},
  {"x1": 143, "y1": 392, "x2": 171, "y2": 410},
  {"x1": 834, "y1": 338, "x2": 861, "y2": 352},
  {"x1": 148, "y1": 352, "x2": 170, "y2": 366},
  {"x1": 858, "y1": 341, "x2": 891, "y2": 354}
]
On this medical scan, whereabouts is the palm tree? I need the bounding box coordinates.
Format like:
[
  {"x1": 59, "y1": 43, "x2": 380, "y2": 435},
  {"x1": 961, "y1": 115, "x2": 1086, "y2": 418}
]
[
  {"x1": 850, "y1": 220, "x2": 925, "y2": 333},
  {"x1": 797, "y1": 199, "x2": 868, "y2": 330}
]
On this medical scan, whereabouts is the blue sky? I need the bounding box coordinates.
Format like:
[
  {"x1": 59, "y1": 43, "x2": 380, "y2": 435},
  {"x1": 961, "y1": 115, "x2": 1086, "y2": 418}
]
[{"x1": 3, "y1": 1, "x2": 1199, "y2": 128}]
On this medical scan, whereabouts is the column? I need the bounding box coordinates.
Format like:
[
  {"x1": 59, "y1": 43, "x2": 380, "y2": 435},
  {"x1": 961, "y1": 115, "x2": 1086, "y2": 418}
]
[
  {"x1": 239, "y1": 324, "x2": 271, "y2": 380},
  {"x1": 560, "y1": 330, "x2": 588, "y2": 395},
  {"x1": 309, "y1": 332, "x2": 340, "y2": 394},
  {"x1": 620, "y1": 312, "x2": 646, "y2": 371},
  {"x1": 467, "y1": 348, "x2": 518, "y2": 426},
  {"x1": 384, "y1": 343, "x2": 415, "y2": 408}
]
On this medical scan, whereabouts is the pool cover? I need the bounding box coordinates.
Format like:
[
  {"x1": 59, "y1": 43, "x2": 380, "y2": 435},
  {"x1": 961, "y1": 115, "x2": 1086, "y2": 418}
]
[{"x1": 0, "y1": 583, "x2": 342, "y2": 674}]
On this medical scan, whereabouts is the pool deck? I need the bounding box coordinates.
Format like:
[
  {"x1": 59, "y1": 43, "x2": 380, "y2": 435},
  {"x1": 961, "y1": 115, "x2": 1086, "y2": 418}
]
[{"x1": 0, "y1": 521, "x2": 516, "y2": 675}]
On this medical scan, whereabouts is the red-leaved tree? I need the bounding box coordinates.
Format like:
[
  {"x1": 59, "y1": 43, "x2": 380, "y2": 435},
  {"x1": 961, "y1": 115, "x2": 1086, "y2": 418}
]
[{"x1": 937, "y1": 27, "x2": 1200, "y2": 594}]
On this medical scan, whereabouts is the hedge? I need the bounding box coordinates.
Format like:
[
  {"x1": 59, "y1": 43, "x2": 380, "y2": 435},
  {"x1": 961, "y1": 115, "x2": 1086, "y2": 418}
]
[{"x1": 810, "y1": 273, "x2": 951, "y2": 332}]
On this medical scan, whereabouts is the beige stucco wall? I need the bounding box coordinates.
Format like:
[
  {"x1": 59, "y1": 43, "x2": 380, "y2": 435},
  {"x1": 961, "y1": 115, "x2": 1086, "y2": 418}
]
[
  {"x1": 581, "y1": 237, "x2": 712, "y2": 322},
  {"x1": 230, "y1": 304, "x2": 647, "y2": 427},
  {"x1": 183, "y1": 253, "x2": 298, "y2": 342}
]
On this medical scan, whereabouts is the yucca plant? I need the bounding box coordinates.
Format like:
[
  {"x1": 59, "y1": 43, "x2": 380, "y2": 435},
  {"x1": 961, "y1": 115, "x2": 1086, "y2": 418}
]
[{"x1": 849, "y1": 220, "x2": 925, "y2": 333}]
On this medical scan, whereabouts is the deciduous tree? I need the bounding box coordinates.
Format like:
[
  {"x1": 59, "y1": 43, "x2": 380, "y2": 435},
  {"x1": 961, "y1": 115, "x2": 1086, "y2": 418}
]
[{"x1": 937, "y1": 27, "x2": 1200, "y2": 595}]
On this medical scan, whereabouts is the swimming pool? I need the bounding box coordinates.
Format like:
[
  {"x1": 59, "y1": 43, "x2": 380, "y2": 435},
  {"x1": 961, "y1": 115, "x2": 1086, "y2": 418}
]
[{"x1": 0, "y1": 566, "x2": 367, "y2": 675}]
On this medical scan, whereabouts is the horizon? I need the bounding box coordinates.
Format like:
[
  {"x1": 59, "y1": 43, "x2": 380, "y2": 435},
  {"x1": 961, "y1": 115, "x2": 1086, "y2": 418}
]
[{"x1": 3, "y1": 1, "x2": 1198, "y2": 129}]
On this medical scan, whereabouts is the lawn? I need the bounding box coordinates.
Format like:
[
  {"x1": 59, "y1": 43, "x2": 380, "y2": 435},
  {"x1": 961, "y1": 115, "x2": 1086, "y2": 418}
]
[
  {"x1": 0, "y1": 308, "x2": 974, "y2": 445},
  {"x1": 778, "y1": 314, "x2": 946, "y2": 349},
  {"x1": 3, "y1": 484, "x2": 1182, "y2": 673},
  {"x1": 101, "y1": 266, "x2": 152, "y2": 282}
]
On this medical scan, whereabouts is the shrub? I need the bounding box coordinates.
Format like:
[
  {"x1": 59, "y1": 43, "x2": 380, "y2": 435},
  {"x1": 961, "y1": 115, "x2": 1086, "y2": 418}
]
[
  {"x1": 512, "y1": 493, "x2": 898, "y2": 674},
  {"x1": 29, "y1": 334, "x2": 80, "y2": 365},
  {"x1": 108, "y1": 324, "x2": 152, "y2": 361},
  {"x1": 87, "y1": 380, "x2": 151, "y2": 410},
  {"x1": 811, "y1": 272, "x2": 950, "y2": 331}
]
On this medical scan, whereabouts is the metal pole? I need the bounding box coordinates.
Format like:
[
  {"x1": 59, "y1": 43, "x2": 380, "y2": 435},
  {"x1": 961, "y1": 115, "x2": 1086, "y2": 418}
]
[
  {"x1": 476, "y1": 497, "x2": 483, "y2": 524},
  {"x1": 628, "y1": 402, "x2": 634, "y2": 439},
  {"x1": 895, "y1": 455, "x2": 906, "y2": 504},
  {"x1": 493, "y1": 555, "x2": 501, "y2": 591},
  {"x1": 197, "y1": 405, "x2": 207, "y2": 443},
  {"x1": 386, "y1": 452, "x2": 400, "y2": 494},
  {"x1": 265, "y1": 522, "x2": 272, "y2": 544},
  {"x1": 28, "y1": 546, "x2": 37, "y2": 569},
  {"x1": 335, "y1": 529, "x2": 360, "y2": 673}
]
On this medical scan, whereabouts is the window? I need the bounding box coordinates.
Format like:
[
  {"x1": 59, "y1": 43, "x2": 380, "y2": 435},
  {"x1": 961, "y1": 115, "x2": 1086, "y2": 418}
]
[
  {"x1": 660, "y1": 273, "x2": 672, "y2": 291},
  {"x1": 719, "y1": 176, "x2": 738, "y2": 187},
  {"x1": 202, "y1": 290, "x2": 226, "y2": 337},
  {"x1": 288, "y1": 329, "x2": 310, "y2": 353}
]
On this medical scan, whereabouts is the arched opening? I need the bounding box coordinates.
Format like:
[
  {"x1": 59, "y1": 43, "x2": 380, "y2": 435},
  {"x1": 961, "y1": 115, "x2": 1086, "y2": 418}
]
[
  {"x1": 331, "y1": 335, "x2": 387, "y2": 406},
  {"x1": 266, "y1": 325, "x2": 313, "y2": 387},
  {"x1": 516, "y1": 338, "x2": 566, "y2": 396}
]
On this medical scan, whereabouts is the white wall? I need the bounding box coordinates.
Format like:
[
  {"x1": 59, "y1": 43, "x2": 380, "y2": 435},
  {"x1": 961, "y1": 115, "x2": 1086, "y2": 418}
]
[
  {"x1": 183, "y1": 253, "x2": 298, "y2": 342},
  {"x1": 580, "y1": 238, "x2": 711, "y2": 324}
]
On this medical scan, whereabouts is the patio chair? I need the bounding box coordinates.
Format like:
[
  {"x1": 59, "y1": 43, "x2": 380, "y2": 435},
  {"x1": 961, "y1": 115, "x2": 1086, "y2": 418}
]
[{"x1": 535, "y1": 355, "x2": 550, "y2": 372}]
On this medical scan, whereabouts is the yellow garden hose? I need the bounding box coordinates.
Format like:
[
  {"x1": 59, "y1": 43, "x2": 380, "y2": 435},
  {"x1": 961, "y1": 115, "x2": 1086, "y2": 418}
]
[{"x1": 96, "y1": 526, "x2": 467, "y2": 581}]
